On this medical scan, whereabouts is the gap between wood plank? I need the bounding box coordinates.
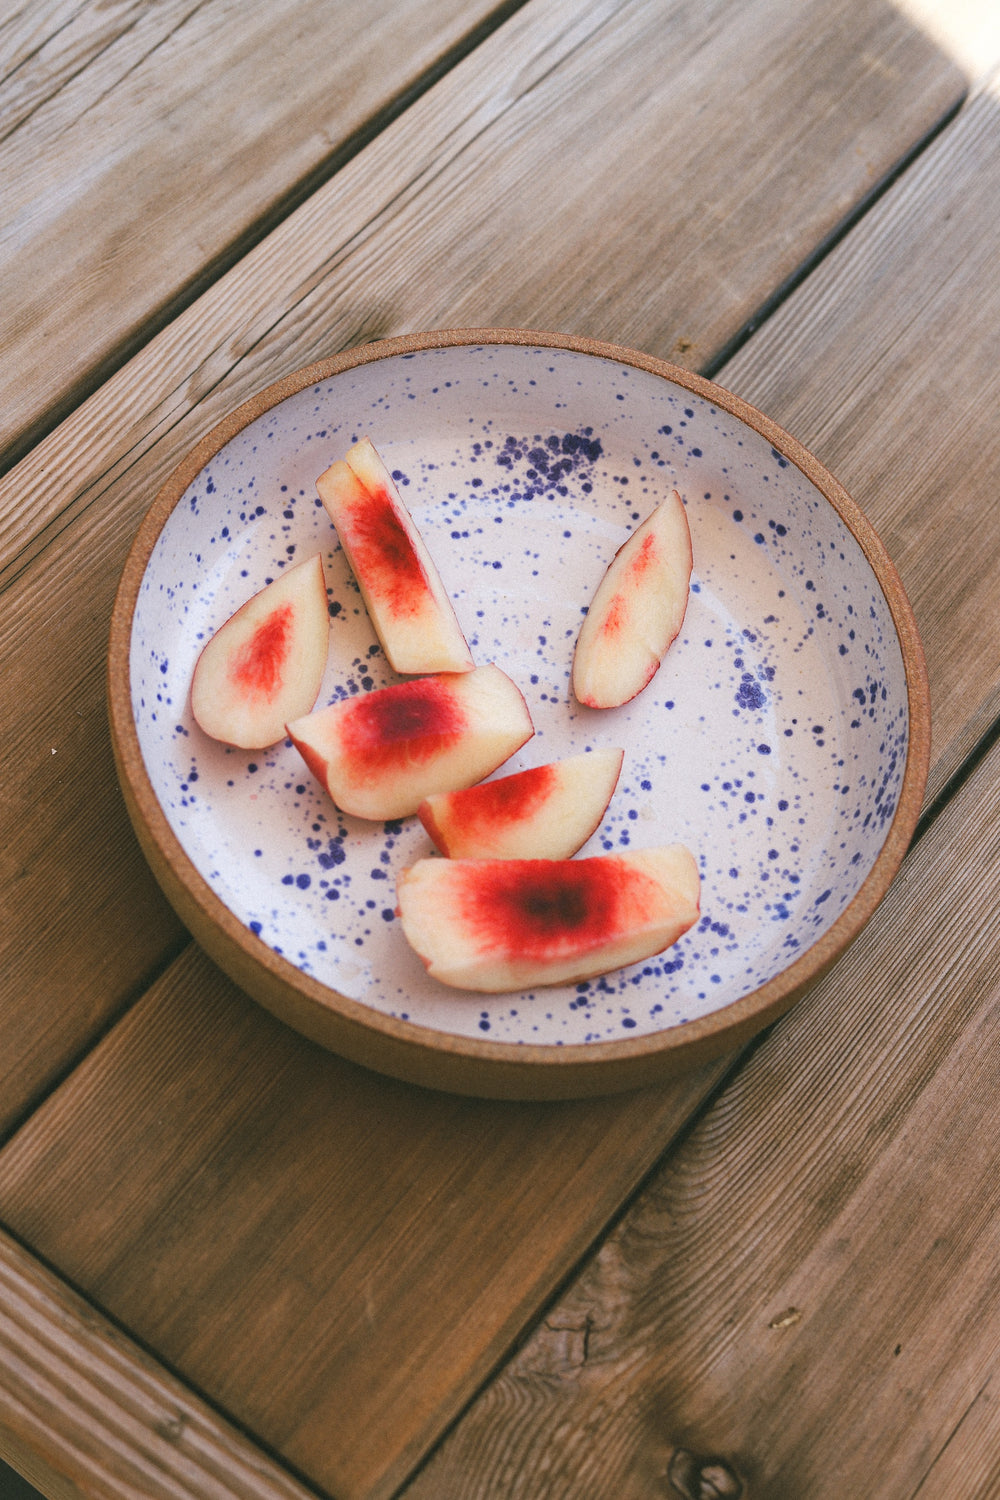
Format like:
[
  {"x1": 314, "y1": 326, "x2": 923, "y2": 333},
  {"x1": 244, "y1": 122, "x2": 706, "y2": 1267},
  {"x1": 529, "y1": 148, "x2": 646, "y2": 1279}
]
[
  {"x1": 1, "y1": 83, "x2": 992, "y2": 1498},
  {"x1": 396, "y1": 742, "x2": 1000, "y2": 1496},
  {"x1": 913, "y1": 705, "x2": 1000, "y2": 845},
  {"x1": 389, "y1": 715, "x2": 992, "y2": 1498},
  {"x1": 2, "y1": 699, "x2": 982, "y2": 1500},
  {"x1": 0, "y1": 69, "x2": 969, "y2": 596},
  {"x1": 702, "y1": 90, "x2": 966, "y2": 382},
  {"x1": 0, "y1": 929, "x2": 187, "y2": 1153},
  {"x1": 0, "y1": 1221, "x2": 332, "y2": 1500},
  {"x1": 0, "y1": 4, "x2": 965, "y2": 491},
  {"x1": 0, "y1": 48, "x2": 973, "y2": 606},
  {"x1": 0, "y1": 22, "x2": 988, "y2": 1497},
  {"x1": 908, "y1": 1376, "x2": 994, "y2": 1499},
  {"x1": 377, "y1": 72, "x2": 999, "y2": 1456},
  {"x1": 5, "y1": 649, "x2": 974, "y2": 1500},
  {"x1": 384, "y1": 1032, "x2": 778, "y2": 1498},
  {"x1": 0, "y1": 0, "x2": 533, "y2": 483}
]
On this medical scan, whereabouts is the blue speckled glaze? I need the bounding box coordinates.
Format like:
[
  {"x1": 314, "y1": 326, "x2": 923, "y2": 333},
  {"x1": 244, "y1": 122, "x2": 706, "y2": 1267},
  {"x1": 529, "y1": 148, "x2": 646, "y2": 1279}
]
[{"x1": 131, "y1": 344, "x2": 908, "y2": 1044}]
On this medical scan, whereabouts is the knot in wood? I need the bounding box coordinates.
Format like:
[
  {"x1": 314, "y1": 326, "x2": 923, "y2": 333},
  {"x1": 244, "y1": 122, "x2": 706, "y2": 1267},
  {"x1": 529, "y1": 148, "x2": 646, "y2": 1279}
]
[
  {"x1": 667, "y1": 1448, "x2": 743, "y2": 1499},
  {"x1": 154, "y1": 1411, "x2": 187, "y2": 1445}
]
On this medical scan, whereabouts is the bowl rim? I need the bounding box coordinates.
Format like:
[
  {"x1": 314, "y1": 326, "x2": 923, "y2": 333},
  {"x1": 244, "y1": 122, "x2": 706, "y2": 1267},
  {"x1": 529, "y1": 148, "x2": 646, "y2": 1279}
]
[{"x1": 107, "y1": 327, "x2": 931, "y2": 1098}]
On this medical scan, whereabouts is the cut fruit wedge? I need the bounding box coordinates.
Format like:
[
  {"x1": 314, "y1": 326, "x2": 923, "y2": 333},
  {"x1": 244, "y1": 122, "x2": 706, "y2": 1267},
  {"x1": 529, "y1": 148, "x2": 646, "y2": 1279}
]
[
  {"x1": 573, "y1": 491, "x2": 692, "y2": 709},
  {"x1": 418, "y1": 747, "x2": 624, "y2": 860},
  {"x1": 396, "y1": 844, "x2": 700, "y2": 992},
  {"x1": 317, "y1": 437, "x2": 474, "y2": 675},
  {"x1": 190, "y1": 553, "x2": 329, "y2": 749},
  {"x1": 286, "y1": 662, "x2": 534, "y2": 821}
]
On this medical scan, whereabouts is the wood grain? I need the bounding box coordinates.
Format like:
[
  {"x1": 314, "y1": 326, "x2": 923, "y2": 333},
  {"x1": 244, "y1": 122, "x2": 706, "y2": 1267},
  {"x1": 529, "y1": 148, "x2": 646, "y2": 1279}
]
[
  {"x1": 399, "y1": 668, "x2": 1000, "y2": 1499},
  {"x1": 718, "y1": 72, "x2": 1000, "y2": 808},
  {"x1": 396, "y1": 71, "x2": 1000, "y2": 1498},
  {"x1": 0, "y1": 952, "x2": 730, "y2": 1500},
  {"x1": 1, "y1": 1, "x2": 154, "y2": 139},
  {"x1": 0, "y1": 0, "x2": 965, "y2": 570},
  {"x1": 0, "y1": 0, "x2": 518, "y2": 471},
  {"x1": 0, "y1": 1227, "x2": 317, "y2": 1500},
  {"x1": 0, "y1": 0, "x2": 966, "y2": 1131},
  {"x1": 0, "y1": 7, "x2": 991, "y2": 1498},
  {"x1": 911, "y1": 1374, "x2": 1000, "y2": 1500}
]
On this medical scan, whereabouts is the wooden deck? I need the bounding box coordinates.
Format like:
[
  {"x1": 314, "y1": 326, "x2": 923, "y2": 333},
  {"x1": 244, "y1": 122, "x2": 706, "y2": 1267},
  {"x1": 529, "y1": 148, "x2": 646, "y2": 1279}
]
[{"x1": 3, "y1": 2, "x2": 1000, "y2": 1496}]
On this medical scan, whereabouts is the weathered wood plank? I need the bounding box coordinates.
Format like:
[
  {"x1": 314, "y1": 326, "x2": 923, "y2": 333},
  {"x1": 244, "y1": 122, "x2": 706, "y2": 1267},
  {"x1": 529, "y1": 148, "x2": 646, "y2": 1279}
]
[
  {"x1": 0, "y1": 0, "x2": 966, "y2": 1130},
  {"x1": 392, "y1": 71, "x2": 1000, "y2": 1497},
  {"x1": 1, "y1": 1, "x2": 153, "y2": 139},
  {"x1": 717, "y1": 72, "x2": 1000, "y2": 808},
  {"x1": 0, "y1": 954, "x2": 729, "y2": 1500},
  {"x1": 397, "y1": 668, "x2": 1000, "y2": 1499},
  {"x1": 912, "y1": 1375, "x2": 1000, "y2": 1500},
  {"x1": 0, "y1": 1227, "x2": 318, "y2": 1500},
  {"x1": 0, "y1": 0, "x2": 965, "y2": 569},
  {"x1": 0, "y1": 0, "x2": 519, "y2": 471},
  {"x1": 0, "y1": 10, "x2": 987, "y2": 1495}
]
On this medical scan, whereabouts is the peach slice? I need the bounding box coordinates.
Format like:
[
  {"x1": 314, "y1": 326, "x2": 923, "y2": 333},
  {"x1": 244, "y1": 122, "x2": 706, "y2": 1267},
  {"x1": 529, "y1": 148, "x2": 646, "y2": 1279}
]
[
  {"x1": 418, "y1": 747, "x2": 624, "y2": 860},
  {"x1": 190, "y1": 553, "x2": 329, "y2": 749},
  {"x1": 286, "y1": 662, "x2": 534, "y2": 821},
  {"x1": 573, "y1": 491, "x2": 692, "y2": 709},
  {"x1": 396, "y1": 844, "x2": 700, "y2": 992},
  {"x1": 317, "y1": 437, "x2": 474, "y2": 675}
]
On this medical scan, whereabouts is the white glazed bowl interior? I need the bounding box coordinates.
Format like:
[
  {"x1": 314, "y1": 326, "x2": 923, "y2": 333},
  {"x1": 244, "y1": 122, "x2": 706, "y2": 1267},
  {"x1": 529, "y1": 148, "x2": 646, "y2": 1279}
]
[{"x1": 130, "y1": 340, "x2": 910, "y2": 1049}]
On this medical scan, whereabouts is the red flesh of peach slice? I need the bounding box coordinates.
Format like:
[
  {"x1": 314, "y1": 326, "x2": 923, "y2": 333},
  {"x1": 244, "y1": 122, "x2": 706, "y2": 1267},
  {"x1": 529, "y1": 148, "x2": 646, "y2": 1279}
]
[
  {"x1": 317, "y1": 437, "x2": 474, "y2": 675},
  {"x1": 396, "y1": 844, "x2": 700, "y2": 992},
  {"x1": 418, "y1": 747, "x2": 624, "y2": 860},
  {"x1": 573, "y1": 491, "x2": 692, "y2": 709},
  {"x1": 286, "y1": 662, "x2": 534, "y2": 821},
  {"x1": 190, "y1": 553, "x2": 329, "y2": 749}
]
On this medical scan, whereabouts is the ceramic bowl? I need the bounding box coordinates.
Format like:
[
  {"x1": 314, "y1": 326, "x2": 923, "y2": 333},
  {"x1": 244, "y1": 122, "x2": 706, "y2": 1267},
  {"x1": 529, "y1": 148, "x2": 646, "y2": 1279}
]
[{"x1": 108, "y1": 330, "x2": 930, "y2": 1098}]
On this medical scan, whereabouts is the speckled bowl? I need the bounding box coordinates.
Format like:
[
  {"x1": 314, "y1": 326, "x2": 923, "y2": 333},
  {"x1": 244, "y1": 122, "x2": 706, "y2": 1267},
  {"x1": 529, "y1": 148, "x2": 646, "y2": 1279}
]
[{"x1": 108, "y1": 330, "x2": 930, "y2": 1098}]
